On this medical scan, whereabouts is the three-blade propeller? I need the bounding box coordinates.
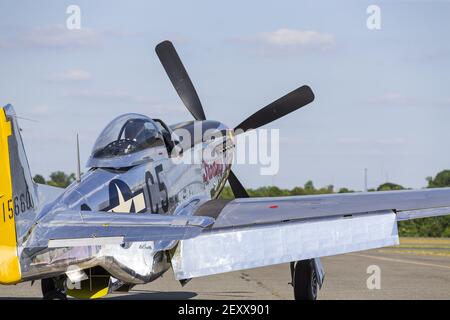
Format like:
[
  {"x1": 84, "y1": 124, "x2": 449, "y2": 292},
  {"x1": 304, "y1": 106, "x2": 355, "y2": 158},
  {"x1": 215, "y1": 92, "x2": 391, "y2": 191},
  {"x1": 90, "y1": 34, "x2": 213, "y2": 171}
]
[{"x1": 155, "y1": 40, "x2": 315, "y2": 198}]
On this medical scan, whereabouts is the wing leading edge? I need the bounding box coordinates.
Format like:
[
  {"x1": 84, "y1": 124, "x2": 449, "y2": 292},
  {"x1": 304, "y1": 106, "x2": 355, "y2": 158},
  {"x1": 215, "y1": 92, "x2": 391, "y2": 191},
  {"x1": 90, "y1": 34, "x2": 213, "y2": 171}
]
[{"x1": 198, "y1": 187, "x2": 450, "y2": 229}]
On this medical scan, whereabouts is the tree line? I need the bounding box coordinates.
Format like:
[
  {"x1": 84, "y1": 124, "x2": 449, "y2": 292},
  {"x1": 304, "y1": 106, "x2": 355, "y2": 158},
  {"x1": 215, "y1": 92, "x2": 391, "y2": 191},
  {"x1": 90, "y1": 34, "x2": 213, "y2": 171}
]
[{"x1": 33, "y1": 170, "x2": 450, "y2": 237}]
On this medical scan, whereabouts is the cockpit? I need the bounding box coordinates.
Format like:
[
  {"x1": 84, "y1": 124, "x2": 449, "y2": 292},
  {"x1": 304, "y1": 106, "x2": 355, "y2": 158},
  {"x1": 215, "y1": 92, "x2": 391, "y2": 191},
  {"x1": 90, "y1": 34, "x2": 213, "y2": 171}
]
[{"x1": 87, "y1": 113, "x2": 177, "y2": 168}]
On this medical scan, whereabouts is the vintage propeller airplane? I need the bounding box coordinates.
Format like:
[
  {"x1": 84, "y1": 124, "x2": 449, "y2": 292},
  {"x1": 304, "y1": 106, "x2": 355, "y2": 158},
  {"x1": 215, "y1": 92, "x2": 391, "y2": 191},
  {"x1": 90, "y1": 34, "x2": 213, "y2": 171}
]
[{"x1": 1, "y1": 40, "x2": 450, "y2": 300}]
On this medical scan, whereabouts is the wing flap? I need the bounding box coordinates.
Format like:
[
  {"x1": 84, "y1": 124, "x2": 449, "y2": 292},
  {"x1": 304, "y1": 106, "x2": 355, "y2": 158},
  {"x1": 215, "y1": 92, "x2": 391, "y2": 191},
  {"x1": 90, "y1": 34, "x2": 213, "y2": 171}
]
[{"x1": 172, "y1": 211, "x2": 399, "y2": 280}]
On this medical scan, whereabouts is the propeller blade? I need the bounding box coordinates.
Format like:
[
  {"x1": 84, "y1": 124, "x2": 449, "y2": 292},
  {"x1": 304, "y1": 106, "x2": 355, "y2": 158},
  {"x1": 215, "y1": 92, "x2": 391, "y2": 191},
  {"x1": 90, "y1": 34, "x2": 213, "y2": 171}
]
[
  {"x1": 228, "y1": 170, "x2": 249, "y2": 198},
  {"x1": 234, "y1": 85, "x2": 314, "y2": 133},
  {"x1": 155, "y1": 40, "x2": 206, "y2": 120}
]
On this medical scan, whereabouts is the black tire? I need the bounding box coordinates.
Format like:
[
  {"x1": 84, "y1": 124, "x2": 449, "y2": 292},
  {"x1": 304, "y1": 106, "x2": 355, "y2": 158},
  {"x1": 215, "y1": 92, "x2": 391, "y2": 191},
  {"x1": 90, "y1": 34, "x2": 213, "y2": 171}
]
[
  {"x1": 41, "y1": 278, "x2": 67, "y2": 300},
  {"x1": 293, "y1": 260, "x2": 318, "y2": 300},
  {"x1": 43, "y1": 291, "x2": 67, "y2": 300}
]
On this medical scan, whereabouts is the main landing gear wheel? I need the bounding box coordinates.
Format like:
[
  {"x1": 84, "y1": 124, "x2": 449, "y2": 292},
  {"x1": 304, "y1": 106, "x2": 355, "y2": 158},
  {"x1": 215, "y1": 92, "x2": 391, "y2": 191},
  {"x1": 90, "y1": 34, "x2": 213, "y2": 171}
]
[
  {"x1": 291, "y1": 259, "x2": 319, "y2": 300},
  {"x1": 41, "y1": 278, "x2": 67, "y2": 300}
]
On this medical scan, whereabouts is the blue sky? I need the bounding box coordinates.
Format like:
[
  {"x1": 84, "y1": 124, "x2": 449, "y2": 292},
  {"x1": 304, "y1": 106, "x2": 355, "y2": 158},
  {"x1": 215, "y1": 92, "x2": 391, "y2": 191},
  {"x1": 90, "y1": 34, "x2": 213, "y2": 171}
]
[{"x1": 0, "y1": 0, "x2": 449, "y2": 190}]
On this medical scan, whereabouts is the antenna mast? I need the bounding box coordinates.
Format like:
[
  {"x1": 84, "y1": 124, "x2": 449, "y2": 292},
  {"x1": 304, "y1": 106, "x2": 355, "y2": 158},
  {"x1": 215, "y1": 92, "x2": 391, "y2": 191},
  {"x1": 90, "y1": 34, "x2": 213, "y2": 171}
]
[
  {"x1": 76, "y1": 134, "x2": 81, "y2": 183},
  {"x1": 364, "y1": 168, "x2": 368, "y2": 192}
]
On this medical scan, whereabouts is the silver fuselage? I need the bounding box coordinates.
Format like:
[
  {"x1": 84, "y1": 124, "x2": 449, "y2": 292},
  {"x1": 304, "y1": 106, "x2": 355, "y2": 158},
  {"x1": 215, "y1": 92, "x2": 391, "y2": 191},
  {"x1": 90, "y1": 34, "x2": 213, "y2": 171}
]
[{"x1": 18, "y1": 121, "x2": 233, "y2": 285}]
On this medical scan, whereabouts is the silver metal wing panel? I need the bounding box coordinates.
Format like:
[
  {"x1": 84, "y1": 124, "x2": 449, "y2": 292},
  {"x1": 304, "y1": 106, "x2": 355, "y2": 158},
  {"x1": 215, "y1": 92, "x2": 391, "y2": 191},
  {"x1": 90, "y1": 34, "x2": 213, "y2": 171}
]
[
  {"x1": 25, "y1": 210, "x2": 214, "y2": 248},
  {"x1": 171, "y1": 211, "x2": 399, "y2": 280},
  {"x1": 209, "y1": 188, "x2": 450, "y2": 228},
  {"x1": 35, "y1": 183, "x2": 64, "y2": 204}
]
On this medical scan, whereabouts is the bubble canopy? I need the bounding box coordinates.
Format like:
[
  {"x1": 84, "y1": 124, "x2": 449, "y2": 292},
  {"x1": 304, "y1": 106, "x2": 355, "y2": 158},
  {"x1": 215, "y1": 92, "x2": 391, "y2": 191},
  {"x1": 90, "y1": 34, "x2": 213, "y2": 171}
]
[{"x1": 87, "y1": 113, "x2": 166, "y2": 168}]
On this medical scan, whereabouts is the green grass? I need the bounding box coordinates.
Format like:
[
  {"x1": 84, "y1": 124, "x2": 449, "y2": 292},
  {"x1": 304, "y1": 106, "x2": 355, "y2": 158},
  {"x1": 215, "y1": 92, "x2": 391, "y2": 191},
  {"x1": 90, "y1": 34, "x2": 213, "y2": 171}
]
[{"x1": 377, "y1": 237, "x2": 450, "y2": 257}]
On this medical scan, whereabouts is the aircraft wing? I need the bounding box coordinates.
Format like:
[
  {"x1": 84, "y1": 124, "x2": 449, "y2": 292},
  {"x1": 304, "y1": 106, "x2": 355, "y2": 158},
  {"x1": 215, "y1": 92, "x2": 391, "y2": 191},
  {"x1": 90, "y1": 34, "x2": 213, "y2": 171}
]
[
  {"x1": 25, "y1": 210, "x2": 214, "y2": 248},
  {"x1": 171, "y1": 187, "x2": 450, "y2": 280}
]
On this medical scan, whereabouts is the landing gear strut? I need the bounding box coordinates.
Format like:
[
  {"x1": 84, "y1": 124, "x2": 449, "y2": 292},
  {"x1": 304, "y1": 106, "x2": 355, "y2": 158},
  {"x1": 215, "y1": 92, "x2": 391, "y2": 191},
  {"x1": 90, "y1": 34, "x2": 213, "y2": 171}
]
[
  {"x1": 41, "y1": 277, "x2": 67, "y2": 300},
  {"x1": 290, "y1": 259, "x2": 321, "y2": 300}
]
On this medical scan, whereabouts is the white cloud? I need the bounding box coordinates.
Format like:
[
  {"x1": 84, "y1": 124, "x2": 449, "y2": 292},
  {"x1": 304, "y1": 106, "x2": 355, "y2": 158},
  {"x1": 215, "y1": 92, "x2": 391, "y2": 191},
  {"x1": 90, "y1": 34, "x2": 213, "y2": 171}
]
[
  {"x1": 50, "y1": 69, "x2": 93, "y2": 82},
  {"x1": 258, "y1": 29, "x2": 335, "y2": 50},
  {"x1": 22, "y1": 25, "x2": 101, "y2": 49},
  {"x1": 231, "y1": 28, "x2": 335, "y2": 55},
  {"x1": 376, "y1": 138, "x2": 405, "y2": 146},
  {"x1": 0, "y1": 25, "x2": 140, "y2": 50}
]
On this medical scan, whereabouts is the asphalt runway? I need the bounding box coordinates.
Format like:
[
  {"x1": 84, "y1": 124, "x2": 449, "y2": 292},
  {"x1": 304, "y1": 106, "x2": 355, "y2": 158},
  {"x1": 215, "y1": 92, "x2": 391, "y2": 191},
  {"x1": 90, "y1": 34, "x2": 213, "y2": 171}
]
[{"x1": 1, "y1": 240, "x2": 449, "y2": 300}]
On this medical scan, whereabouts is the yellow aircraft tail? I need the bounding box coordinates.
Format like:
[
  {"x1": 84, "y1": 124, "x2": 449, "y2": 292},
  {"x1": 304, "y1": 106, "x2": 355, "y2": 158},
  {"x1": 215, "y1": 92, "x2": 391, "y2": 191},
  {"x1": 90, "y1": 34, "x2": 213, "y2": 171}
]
[
  {"x1": 0, "y1": 105, "x2": 38, "y2": 284},
  {"x1": 0, "y1": 105, "x2": 21, "y2": 283}
]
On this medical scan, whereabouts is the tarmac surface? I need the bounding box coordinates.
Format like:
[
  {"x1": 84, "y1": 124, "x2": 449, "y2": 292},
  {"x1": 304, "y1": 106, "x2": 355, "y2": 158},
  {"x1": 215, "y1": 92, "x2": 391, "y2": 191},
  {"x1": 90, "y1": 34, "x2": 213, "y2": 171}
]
[{"x1": 1, "y1": 238, "x2": 449, "y2": 300}]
